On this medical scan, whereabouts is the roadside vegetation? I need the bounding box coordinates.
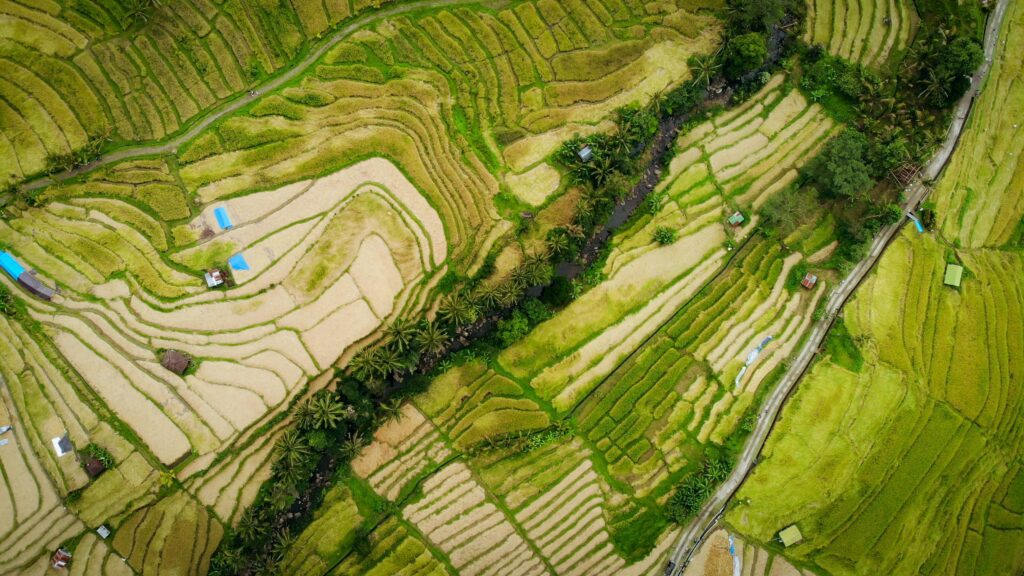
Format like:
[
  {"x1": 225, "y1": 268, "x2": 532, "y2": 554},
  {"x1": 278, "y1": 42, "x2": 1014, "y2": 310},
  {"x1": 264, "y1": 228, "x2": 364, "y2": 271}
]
[{"x1": 727, "y1": 1, "x2": 1023, "y2": 575}]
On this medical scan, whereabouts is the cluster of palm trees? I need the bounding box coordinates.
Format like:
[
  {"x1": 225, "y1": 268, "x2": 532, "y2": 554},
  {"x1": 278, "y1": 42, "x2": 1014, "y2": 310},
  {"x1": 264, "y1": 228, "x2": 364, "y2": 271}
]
[{"x1": 665, "y1": 453, "x2": 734, "y2": 524}]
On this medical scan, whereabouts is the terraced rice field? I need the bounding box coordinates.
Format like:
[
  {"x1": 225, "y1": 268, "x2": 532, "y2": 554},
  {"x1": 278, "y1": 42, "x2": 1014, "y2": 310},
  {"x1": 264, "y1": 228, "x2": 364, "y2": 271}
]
[
  {"x1": 0, "y1": 0, "x2": 735, "y2": 572},
  {"x1": 280, "y1": 75, "x2": 843, "y2": 574},
  {"x1": 804, "y1": 0, "x2": 918, "y2": 67},
  {"x1": 933, "y1": 0, "x2": 1024, "y2": 249},
  {"x1": 727, "y1": 4, "x2": 1024, "y2": 573},
  {"x1": 0, "y1": 0, "x2": 402, "y2": 186}
]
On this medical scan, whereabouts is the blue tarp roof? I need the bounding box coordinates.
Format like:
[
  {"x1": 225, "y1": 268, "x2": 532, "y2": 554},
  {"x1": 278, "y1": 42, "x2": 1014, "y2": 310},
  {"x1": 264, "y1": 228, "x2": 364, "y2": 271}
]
[
  {"x1": 214, "y1": 207, "x2": 233, "y2": 230},
  {"x1": 0, "y1": 251, "x2": 26, "y2": 279},
  {"x1": 228, "y1": 253, "x2": 250, "y2": 271}
]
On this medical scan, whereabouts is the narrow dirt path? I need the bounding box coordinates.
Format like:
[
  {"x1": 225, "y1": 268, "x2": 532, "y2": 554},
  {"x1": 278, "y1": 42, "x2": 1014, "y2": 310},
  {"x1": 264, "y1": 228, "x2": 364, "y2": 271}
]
[
  {"x1": 20, "y1": 0, "x2": 499, "y2": 193},
  {"x1": 663, "y1": 0, "x2": 1012, "y2": 572}
]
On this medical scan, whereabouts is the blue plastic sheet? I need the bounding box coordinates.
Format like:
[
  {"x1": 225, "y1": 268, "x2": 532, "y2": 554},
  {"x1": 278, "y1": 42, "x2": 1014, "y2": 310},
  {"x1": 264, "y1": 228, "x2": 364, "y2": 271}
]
[
  {"x1": 228, "y1": 253, "x2": 250, "y2": 271},
  {"x1": 214, "y1": 206, "x2": 233, "y2": 229}
]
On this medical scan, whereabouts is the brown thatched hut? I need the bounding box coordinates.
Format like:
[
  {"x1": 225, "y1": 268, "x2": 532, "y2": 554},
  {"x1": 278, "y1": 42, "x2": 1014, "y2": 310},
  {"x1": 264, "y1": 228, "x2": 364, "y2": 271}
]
[{"x1": 160, "y1": 350, "x2": 191, "y2": 375}]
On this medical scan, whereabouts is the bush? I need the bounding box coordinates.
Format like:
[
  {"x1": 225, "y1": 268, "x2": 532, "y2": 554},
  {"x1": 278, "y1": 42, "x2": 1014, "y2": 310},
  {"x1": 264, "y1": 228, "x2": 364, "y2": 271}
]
[
  {"x1": 653, "y1": 226, "x2": 678, "y2": 245},
  {"x1": 804, "y1": 129, "x2": 874, "y2": 201},
  {"x1": 81, "y1": 443, "x2": 115, "y2": 470},
  {"x1": 723, "y1": 33, "x2": 767, "y2": 79},
  {"x1": 541, "y1": 276, "x2": 573, "y2": 307},
  {"x1": 496, "y1": 310, "x2": 530, "y2": 347}
]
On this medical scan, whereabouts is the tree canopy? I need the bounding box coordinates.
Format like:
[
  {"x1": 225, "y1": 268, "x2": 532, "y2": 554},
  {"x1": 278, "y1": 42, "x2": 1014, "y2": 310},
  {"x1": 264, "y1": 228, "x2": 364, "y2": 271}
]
[
  {"x1": 723, "y1": 32, "x2": 768, "y2": 79},
  {"x1": 805, "y1": 129, "x2": 874, "y2": 201}
]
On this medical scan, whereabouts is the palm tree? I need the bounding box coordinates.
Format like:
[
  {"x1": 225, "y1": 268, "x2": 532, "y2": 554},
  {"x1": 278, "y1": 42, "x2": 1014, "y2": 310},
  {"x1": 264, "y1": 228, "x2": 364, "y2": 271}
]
[
  {"x1": 237, "y1": 509, "x2": 267, "y2": 545},
  {"x1": 270, "y1": 528, "x2": 295, "y2": 562},
  {"x1": 415, "y1": 321, "x2": 448, "y2": 357},
  {"x1": 374, "y1": 346, "x2": 405, "y2": 379},
  {"x1": 347, "y1": 350, "x2": 375, "y2": 382},
  {"x1": 473, "y1": 283, "x2": 502, "y2": 311},
  {"x1": 546, "y1": 229, "x2": 571, "y2": 258},
  {"x1": 384, "y1": 318, "x2": 418, "y2": 353},
  {"x1": 380, "y1": 398, "x2": 404, "y2": 423},
  {"x1": 310, "y1": 393, "x2": 346, "y2": 430},
  {"x1": 497, "y1": 280, "x2": 523, "y2": 308},
  {"x1": 274, "y1": 429, "x2": 311, "y2": 468},
  {"x1": 438, "y1": 290, "x2": 477, "y2": 328},
  {"x1": 918, "y1": 69, "x2": 950, "y2": 104},
  {"x1": 342, "y1": 431, "x2": 366, "y2": 456},
  {"x1": 690, "y1": 53, "x2": 720, "y2": 87},
  {"x1": 293, "y1": 399, "x2": 316, "y2": 430}
]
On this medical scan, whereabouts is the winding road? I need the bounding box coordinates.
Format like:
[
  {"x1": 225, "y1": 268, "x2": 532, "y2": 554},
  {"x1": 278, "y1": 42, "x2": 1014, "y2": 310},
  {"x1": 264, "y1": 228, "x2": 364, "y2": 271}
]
[
  {"x1": 20, "y1": 0, "x2": 498, "y2": 193},
  {"x1": 664, "y1": 0, "x2": 1012, "y2": 573}
]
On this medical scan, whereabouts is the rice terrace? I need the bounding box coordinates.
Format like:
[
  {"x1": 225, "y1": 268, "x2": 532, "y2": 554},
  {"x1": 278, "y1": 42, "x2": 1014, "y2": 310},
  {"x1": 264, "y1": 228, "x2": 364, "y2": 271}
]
[{"x1": 0, "y1": 0, "x2": 1020, "y2": 574}]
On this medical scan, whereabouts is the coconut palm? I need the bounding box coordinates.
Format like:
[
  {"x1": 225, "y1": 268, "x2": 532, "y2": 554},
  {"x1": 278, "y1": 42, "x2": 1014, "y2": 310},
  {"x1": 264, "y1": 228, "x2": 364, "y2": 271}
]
[
  {"x1": 497, "y1": 280, "x2": 524, "y2": 308},
  {"x1": 310, "y1": 393, "x2": 346, "y2": 430},
  {"x1": 546, "y1": 229, "x2": 572, "y2": 259},
  {"x1": 415, "y1": 321, "x2": 448, "y2": 357},
  {"x1": 690, "y1": 53, "x2": 720, "y2": 86},
  {"x1": 342, "y1": 431, "x2": 366, "y2": 456},
  {"x1": 347, "y1": 349, "x2": 375, "y2": 382},
  {"x1": 384, "y1": 318, "x2": 418, "y2": 353},
  {"x1": 438, "y1": 290, "x2": 477, "y2": 328},
  {"x1": 380, "y1": 398, "x2": 404, "y2": 424},
  {"x1": 274, "y1": 429, "x2": 311, "y2": 468},
  {"x1": 270, "y1": 528, "x2": 295, "y2": 562},
  {"x1": 918, "y1": 69, "x2": 950, "y2": 104},
  {"x1": 374, "y1": 346, "x2": 405, "y2": 379},
  {"x1": 473, "y1": 283, "x2": 502, "y2": 311},
  {"x1": 293, "y1": 399, "x2": 316, "y2": 430},
  {"x1": 237, "y1": 508, "x2": 267, "y2": 545}
]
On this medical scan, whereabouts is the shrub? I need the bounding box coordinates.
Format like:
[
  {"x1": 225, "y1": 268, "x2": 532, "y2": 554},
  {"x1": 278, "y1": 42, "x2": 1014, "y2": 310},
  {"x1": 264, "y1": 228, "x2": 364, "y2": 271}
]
[
  {"x1": 496, "y1": 310, "x2": 530, "y2": 347},
  {"x1": 653, "y1": 226, "x2": 678, "y2": 245},
  {"x1": 0, "y1": 284, "x2": 16, "y2": 316},
  {"x1": 804, "y1": 129, "x2": 874, "y2": 201},
  {"x1": 81, "y1": 443, "x2": 115, "y2": 469},
  {"x1": 541, "y1": 276, "x2": 573, "y2": 307},
  {"x1": 723, "y1": 33, "x2": 767, "y2": 79}
]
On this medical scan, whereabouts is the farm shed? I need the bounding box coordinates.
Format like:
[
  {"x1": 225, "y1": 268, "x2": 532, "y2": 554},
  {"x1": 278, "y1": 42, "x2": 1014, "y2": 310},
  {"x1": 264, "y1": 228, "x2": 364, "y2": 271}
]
[
  {"x1": 578, "y1": 146, "x2": 594, "y2": 162},
  {"x1": 205, "y1": 268, "x2": 226, "y2": 288},
  {"x1": 161, "y1": 350, "x2": 191, "y2": 375},
  {"x1": 0, "y1": 250, "x2": 55, "y2": 300},
  {"x1": 944, "y1": 264, "x2": 963, "y2": 287},
  {"x1": 728, "y1": 211, "x2": 745, "y2": 227},
  {"x1": 801, "y1": 273, "x2": 818, "y2": 289},
  {"x1": 779, "y1": 525, "x2": 803, "y2": 547}
]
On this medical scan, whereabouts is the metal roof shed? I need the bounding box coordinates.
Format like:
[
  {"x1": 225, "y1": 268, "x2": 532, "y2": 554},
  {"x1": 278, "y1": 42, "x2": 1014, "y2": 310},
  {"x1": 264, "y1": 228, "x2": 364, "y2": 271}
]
[
  {"x1": 944, "y1": 264, "x2": 963, "y2": 287},
  {"x1": 779, "y1": 525, "x2": 803, "y2": 547}
]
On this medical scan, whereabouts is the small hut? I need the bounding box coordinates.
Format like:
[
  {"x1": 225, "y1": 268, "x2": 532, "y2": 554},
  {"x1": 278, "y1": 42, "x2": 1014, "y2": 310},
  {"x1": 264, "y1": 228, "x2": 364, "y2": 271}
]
[
  {"x1": 161, "y1": 350, "x2": 191, "y2": 375},
  {"x1": 779, "y1": 525, "x2": 803, "y2": 547},
  {"x1": 944, "y1": 264, "x2": 963, "y2": 287},
  {"x1": 727, "y1": 211, "x2": 745, "y2": 227},
  {"x1": 51, "y1": 434, "x2": 73, "y2": 457},
  {"x1": 801, "y1": 273, "x2": 818, "y2": 290},
  {"x1": 82, "y1": 455, "x2": 106, "y2": 478},
  {"x1": 204, "y1": 268, "x2": 225, "y2": 288},
  {"x1": 51, "y1": 548, "x2": 72, "y2": 569},
  {"x1": 96, "y1": 525, "x2": 111, "y2": 540},
  {"x1": 578, "y1": 146, "x2": 594, "y2": 162}
]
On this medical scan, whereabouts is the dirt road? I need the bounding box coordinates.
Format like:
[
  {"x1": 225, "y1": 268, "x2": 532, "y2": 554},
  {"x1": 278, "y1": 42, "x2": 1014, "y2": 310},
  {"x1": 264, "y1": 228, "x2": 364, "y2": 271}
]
[{"x1": 664, "y1": 0, "x2": 1011, "y2": 572}]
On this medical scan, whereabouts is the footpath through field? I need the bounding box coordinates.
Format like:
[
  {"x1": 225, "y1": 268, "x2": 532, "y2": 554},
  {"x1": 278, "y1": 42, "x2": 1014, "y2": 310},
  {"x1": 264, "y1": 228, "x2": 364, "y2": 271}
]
[
  {"x1": 663, "y1": 0, "x2": 1013, "y2": 572},
  {"x1": 18, "y1": 0, "x2": 491, "y2": 193}
]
